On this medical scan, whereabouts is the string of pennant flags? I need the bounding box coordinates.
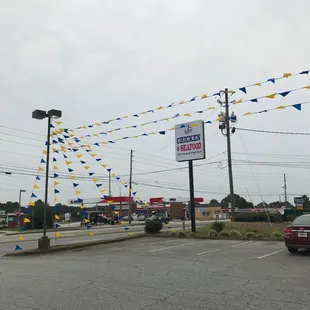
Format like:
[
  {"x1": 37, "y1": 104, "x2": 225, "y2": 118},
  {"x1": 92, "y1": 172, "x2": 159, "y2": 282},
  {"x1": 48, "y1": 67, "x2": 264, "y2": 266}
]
[
  {"x1": 50, "y1": 84, "x2": 310, "y2": 143},
  {"x1": 65, "y1": 69, "x2": 309, "y2": 132},
  {"x1": 52, "y1": 122, "x2": 142, "y2": 204},
  {"x1": 51, "y1": 99, "x2": 308, "y2": 155}
]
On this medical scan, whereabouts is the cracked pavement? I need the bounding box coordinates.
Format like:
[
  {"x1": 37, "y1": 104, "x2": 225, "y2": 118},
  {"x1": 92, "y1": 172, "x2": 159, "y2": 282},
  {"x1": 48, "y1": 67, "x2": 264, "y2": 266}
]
[{"x1": 0, "y1": 237, "x2": 309, "y2": 309}]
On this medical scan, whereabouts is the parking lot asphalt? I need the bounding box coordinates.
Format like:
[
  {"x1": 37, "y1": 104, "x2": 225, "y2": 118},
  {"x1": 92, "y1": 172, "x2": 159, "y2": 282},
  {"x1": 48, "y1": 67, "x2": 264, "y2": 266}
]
[{"x1": 0, "y1": 237, "x2": 309, "y2": 310}]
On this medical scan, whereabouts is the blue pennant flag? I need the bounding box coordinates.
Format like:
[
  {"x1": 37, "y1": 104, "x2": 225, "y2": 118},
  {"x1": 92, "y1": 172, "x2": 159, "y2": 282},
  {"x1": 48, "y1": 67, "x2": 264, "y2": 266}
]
[
  {"x1": 54, "y1": 206, "x2": 61, "y2": 211},
  {"x1": 124, "y1": 185, "x2": 128, "y2": 188},
  {"x1": 190, "y1": 96, "x2": 196, "y2": 101},
  {"x1": 64, "y1": 128, "x2": 69, "y2": 133},
  {"x1": 15, "y1": 245, "x2": 22, "y2": 251},
  {"x1": 167, "y1": 103, "x2": 174, "y2": 108},
  {"x1": 93, "y1": 143, "x2": 100, "y2": 146},
  {"x1": 250, "y1": 98, "x2": 258, "y2": 103},
  {"x1": 213, "y1": 92, "x2": 220, "y2": 96},
  {"x1": 85, "y1": 135, "x2": 91, "y2": 138},
  {"x1": 147, "y1": 110, "x2": 154, "y2": 113},
  {"x1": 300, "y1": 71, "x2": 309, "y2": 75},
  {"x1": 72, "y1": 148, "x2": 79, "y2": 152},
  {"x1": 36, "y1": 176, "x2": 40, "y2": 181},
  {"x1": 124, "y1": 227, "x2": 129, "y2": 231},
  {"x1": 55, "y1": 223, "x2": 61, "y2": 228},
  {"x1": 110, "y1": 205, "x2": 116, "y2": 210},
  {"x1": 54, "y1": 189, "x2": 60, "y2": 194},
  {"x1": 133, "y1": 114, "x2": 139, "y2": 117},
  {"x1": 81, "y1": 161, "x2": 86, "y2": 164},
  {"x1": 180, "y1": 124, "x2": 186, "y2": 128},
  {"x1": 68, "y1": 168, "x2": 74, "y2": 173},
  {"x1": 116, "y1": 177, "x2": 120, "y2": 180},
  {"x1": 292, "y1": 104, "x2": 302, "y2": 111},
  {"x1": 82, "y1": 211, "x2": 88, "y2": 216},
  {"x1": 206, "y1": 121, "x2": 212, "y2": 124},
  {"x1": 85, "y1": 149, "x2": 91, "y2": 152},
  {"x1": 108, "y1": 141, "x2": 115, "y2": 144},
  {"x1": 116, "y1": 118, "x2": 121, "y2": 120},
  {"x1": 87, "y1": 225, "x2": 93, "y2": 229},
  {"x1": 172, "y1": 113, "x2": 180, "y2": 118},
  {"x1": 25, "y1": 208, "x2": 32, "y2": 215},
  {"x1": 96, "y1": 184, "x2": 102, "y2": 188},
  {"x1": 102, "y1": 121, "x2": 109, "y2": 124},
  {"x1": 122, "y1": 137, "x2": 129, "y2": 140},
  {"x1": 50, "y1": 124, "x2": 55, "y2": 128},
  {"x1": 88, "y1": 125, "x2": 93, "y2": 128},
  {"x1": 74, "y1": 138, "x2": 80, "y2": 143},
  {"x1": 20, "y1": 226, "x2": 26, "y2": 231},
  {"x1": 132, "y1": 191, "x2": 137, "y2": 196},
  {"x1": 107, "y1": 168, "x2": 111, "y2": 172},
  {"x1": 53, "y1": 157, "x2": 57, "y2": 162},
  {"x1": 279, "y1": 91, "x2": 290, "y2": 97},
  {"x1": 54, "y1": 173, "x2": 59, "y2": 178},
  {"x1": 89, "y1": 172, "x2": 94, "y2": 176},
  {"x1": 77, "y1": 198, "x2": 84, "y2": 203},
  {"x1": 142, "y1": 133, "x2": 148, "y2": 136},
  {"x1": 96, "y1": 158, "x2": 101, "y2": 162},
  {"x1": 239, "y1": 87, "x2": 247, "y2": 94},
  {"x1": 41, "y1": 159, "x2": 46, "y2": 164},
  {"x1": 267, "y1": 78, "x2": 275, "y2": 83},
  {"x1": 31, "y1": 193, "x2": 37, "y2": 198},
  {"x1": 63, "y1": 135, "x2": 70, "y2": 139},
  {"x1": 73, "y1": 183, "x2": 79, "y2": 188},
  {"x1": 64, "y1": 154, "x2": 68, "y2": 158},
  {"x1": 159, "y1": 131, "x2": 166, "y2": 135}
]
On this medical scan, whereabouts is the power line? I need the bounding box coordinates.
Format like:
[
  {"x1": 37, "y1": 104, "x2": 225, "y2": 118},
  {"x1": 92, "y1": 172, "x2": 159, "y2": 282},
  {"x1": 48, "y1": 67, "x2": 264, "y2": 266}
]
[{"x1": 237, "y1": 127, "x2": 310, "y2": 135}]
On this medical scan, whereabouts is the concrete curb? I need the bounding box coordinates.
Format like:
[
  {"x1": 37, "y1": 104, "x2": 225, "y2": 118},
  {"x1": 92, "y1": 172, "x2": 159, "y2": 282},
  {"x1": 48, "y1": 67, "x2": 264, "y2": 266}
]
[{"x1": 4, "y1": 234, "x2": 146, "y2": 257}]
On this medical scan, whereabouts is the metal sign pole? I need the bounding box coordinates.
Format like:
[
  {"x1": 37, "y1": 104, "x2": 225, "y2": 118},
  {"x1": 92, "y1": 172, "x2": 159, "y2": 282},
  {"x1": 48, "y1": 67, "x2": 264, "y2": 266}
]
[{"x1": 188, "y1": 160, "x2": 196, "y2": 233}]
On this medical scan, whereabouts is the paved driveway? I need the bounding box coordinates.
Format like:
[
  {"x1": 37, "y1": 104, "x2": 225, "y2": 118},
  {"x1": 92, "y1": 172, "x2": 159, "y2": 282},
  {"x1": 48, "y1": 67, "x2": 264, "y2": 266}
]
[{"x1": 0, "y1": 237, "x2": 309, "y2": 310}]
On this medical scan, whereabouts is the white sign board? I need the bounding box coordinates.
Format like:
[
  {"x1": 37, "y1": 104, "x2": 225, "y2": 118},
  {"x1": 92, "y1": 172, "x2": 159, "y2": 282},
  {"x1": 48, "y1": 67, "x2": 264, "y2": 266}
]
[{"x1": 175, "y1": 120, "x2": 206, "y2": 162}]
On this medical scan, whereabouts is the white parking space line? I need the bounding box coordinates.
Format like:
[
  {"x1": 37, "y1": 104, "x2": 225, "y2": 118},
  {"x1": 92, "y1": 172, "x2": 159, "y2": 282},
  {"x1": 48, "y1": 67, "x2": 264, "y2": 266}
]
[
  {"x1": 197, "y1": 248, "x2": 220, "y2": 256},
  {"x1": 257, "y1": 249, "x2": 285, "y2": 260},
  {"x1": 149, "y1": 241, "x2": 203, "y2": 253},
  {"x1": 230, "y1": 241, "x2": 253, "y2": 247}
]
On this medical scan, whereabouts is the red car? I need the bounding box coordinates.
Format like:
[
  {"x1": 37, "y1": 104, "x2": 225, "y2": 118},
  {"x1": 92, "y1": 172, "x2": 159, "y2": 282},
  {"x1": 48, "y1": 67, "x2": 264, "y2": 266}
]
[{"x1": 284, "y1": 214, "x2": 310, "y2": 253}]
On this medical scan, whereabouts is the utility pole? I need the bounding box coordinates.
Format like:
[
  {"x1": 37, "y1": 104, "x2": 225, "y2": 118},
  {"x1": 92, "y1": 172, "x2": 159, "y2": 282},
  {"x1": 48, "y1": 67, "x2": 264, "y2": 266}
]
[
  {"x1": 219, "y1": 89, "x2": 236, "y2": 219},
  {"x1": 108, "y1": 170, "x2": 111, "y2": 197},
  {"x1": 128, "y1": 149, "x2": 133, "y2": 224},
  {"x1": 284, "y1": 174, "x2": 288, "y2": 208}
]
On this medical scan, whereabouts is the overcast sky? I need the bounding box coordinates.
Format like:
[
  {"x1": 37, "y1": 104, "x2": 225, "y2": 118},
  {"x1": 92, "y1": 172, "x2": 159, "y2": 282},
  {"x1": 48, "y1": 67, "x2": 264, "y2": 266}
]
[{"x1": 1, "y1": 0, "x2": 310, "y2": 206}]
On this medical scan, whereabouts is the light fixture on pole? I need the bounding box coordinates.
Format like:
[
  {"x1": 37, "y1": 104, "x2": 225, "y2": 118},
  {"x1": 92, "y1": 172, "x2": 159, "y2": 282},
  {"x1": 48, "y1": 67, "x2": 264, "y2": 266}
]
[{"x1": 32, "y1": 109, "x2": 62, "y2": 250}]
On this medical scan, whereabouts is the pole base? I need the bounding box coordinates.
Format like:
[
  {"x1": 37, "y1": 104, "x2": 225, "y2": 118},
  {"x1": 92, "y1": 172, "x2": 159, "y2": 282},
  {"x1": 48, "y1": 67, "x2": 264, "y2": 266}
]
[{"x1": 38, "y1": 237, "x2": 50, "y2": 250}]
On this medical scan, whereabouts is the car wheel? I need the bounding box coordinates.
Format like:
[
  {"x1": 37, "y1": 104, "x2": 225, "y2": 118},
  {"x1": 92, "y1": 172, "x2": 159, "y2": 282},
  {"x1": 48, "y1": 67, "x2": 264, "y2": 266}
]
[{"x1": 287, "y1": 247, "x2": 298, "y2": 254}]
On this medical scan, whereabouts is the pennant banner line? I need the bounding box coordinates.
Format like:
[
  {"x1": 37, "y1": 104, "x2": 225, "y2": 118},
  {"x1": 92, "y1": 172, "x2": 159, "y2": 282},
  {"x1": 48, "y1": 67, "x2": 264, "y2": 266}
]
[
  {"x1": 63, "y1": 69, "x2": 309, "y2": 132},
  {"x1": 28, "y1": 147, "x2": 47, "y2": 207},
  {"x1": 234, "y1": 85, "x2": 310, "y2": 105},
  {"x1": 51, "y1": 100, "x2": 308, "y2": 155},
  {"x1": 53, "y1": 121, "x2": 142, "y2": 204}
]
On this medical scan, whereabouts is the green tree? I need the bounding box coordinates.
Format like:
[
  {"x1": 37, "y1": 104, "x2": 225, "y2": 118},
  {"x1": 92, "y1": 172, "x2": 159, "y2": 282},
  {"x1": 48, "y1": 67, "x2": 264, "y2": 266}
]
[
  {"x1": 209, "y1": 199, "x2": 219, "y2": 205},
  {"x1": 26, "y1": 200, "x2": 54, "y2": 229},
  {"x1": 302, "y1": 195, "x2": 310, "y2": 209},
  {"x1": 221, "y1": 194, "x2": 253, "y2": 209}
]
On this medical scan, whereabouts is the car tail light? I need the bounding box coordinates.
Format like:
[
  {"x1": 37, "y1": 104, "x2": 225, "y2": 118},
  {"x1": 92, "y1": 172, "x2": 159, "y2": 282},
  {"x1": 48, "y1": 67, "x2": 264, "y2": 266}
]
[{"x1": 284, "y1": 227, "x2": 293, "y2": 236}]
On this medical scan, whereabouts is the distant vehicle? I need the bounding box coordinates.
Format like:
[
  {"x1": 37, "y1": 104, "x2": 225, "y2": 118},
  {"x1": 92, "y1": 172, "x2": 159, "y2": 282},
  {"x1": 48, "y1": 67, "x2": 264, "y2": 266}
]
[
  {"x1": 137, "y1": 215, "x2": 146, "y2": 221},
  {"x1": 284, "y1": 214, "x2": 310, "y2": 253},
  {"x1": 146, "y1": 215, "x2": 170, "y2": 224},
  {"x1": 123, "y1": 216, "x2": 134, "y2": 222}
]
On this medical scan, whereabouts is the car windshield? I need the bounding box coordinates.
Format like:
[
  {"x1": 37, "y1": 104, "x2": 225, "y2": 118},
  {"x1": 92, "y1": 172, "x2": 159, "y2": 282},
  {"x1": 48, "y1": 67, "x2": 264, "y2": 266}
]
[{"x1": 291, "y1": 215, "x2": 310, "y2": 226}]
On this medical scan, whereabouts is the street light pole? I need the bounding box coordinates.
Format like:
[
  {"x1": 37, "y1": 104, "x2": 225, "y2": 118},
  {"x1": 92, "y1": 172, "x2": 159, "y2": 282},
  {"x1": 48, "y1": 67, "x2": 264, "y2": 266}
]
[
  {"x1": 32, "y1": 109, "x2": 62, "y2": 250},
  {"x1": 19, "y1": 190, "x2": 26, "y2": 209}
]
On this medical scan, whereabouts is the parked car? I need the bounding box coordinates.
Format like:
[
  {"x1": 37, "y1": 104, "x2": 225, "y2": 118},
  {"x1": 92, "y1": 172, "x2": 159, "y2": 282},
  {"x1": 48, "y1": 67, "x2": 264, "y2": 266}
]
[
  {"x1": 137, "y1": 215, "x2": 146, "y2": 221},
  {"x1": 123, "y1": 216, "x2": 134, "y2": 222},
  {"x1": 146, "y1": 215, "x2": 170, "y2": 224},
  {"x1": 284, "y1": 214, "x2": 310, "y2": 253}
]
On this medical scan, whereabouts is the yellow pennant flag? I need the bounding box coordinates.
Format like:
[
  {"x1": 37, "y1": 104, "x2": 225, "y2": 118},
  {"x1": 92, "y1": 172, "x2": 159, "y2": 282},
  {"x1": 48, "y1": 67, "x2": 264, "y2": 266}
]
[
  {"x1": 184, "y1": 113, "x2": 191, "y2": 117},
  {"x1": 80, "y1": 205, "x2": 86, "y2": 209},
  {"x1": 255, "y1": 83, "x2": 261, "y2": 86},
  {"x1": 55, "y1": 121, "x2": 62, "y2": 126},
  {"x1": 33, "y1": 184, "x2": 39, "y2": 189},
  {"x1": 283, "y1": 72, "x2": 292, "y2": 78},
  {"x1": 92, "y1": 178, "x2": 98, "y2": 182},
  {"x1": 18, "y1": 235, "x2": 25, "y2": 241},
  {"x1": 102, "y1": 164, "x2": 107, "y2": 168},
  {"x1": 107, "y1": 200, "x2": 113, "y2": 205},
  {"x1": 24, "y1": 218, "x2": 31, "y2": 223},
  {"x1": 304, "y1": 85, "x2": 310, "y2": 89},
  {"x1": 43, "y1": 150, "x2": 47, "y2": 155},
  {"x1": 54, "y1": 181, "x2": 59, "y2": 186},
  {"x1": 38, "y1": 167, "x2": 44, "y2": 172},
  {"x1": 77, "y1": 154, "x2": 82, "y2": 158},
  {"x1": 276, "y1": 105, "x2": 286, "y2": 110},
  {"x1": 84, "y1": 166, "x2": 90, "y2": 170},
  {"x1": 53, "y1": 166, "x2": 59, "y2": 170},
  {"x1": 114, "y1": 211, "x2": 119, "y2": 215},
  {"x1": 96, "y1": 123, "x2": 101, "y2": 126},
  {"x1": 55, "y1": 215, "x2": 60, "y2": 220},
  {"x1": 157, "y1": 106, "x2": 164, "y2": 110},
  {"x1": 121, "y1": 221, "x2": 125, "y2": 225},
  {"x1": 179, "y1": 100, "x2": 184, "y2": 104},
  {"x1": 266, "y1": 93, "x2": 276, "y2": 99},
  {"x1": 235, "y1": 99, "x2": 243, "y2": 104},
  {"x1": 100, "y1": 189, "x2": 105, "y2": 194},
  {"x1": 112, "y1": 173, "x2": 115, "y2": 177},
  {"x1": 55, "y1": 232, "x2": 62, "y2": 238},
  {"x1": 201, "y1": 94, "x2": 207, "y2": 99},
  {"x1": 69, "y1": 134, "x2": 75, "y2": 137},
  {"x1": 68, "y1": 142, "x2": 73, "y2": 147},
  {"x1": 191, "y1": 123, "x2": 199, "y2": 128},
  {"x1": 128, "y1": 232, "x2": 133, "y2": 236},
  {"x1": 65, "y1": 161, "x2": 72, "y2": 165},
  {"x1": 90, "y1": 154, "x2": 97, "y2": 157},
  {"x1": 84, "y1": 219, "x2": 89, "y2": 223},
  {"x1": 29, "y1": 201, "x2": 35, "y2": 207},
  {"x1": 88, "y1": 232, "x2": 94, "y2": 237},
  {"x1": 70, "y1": 176, "x2": 76, "y2": 180},
  {"x1": 207, "y1": 106, "x2": 216, "y2": 110},
  {"x1": 243, "y1": 112, "x2": 252, "y2": 116},
  {"x1": 60, "y1": 145, "x2": 66, "y2": 152},
  {"x1": 75, "y1": 190, "x2": 81, "y2": 195}
]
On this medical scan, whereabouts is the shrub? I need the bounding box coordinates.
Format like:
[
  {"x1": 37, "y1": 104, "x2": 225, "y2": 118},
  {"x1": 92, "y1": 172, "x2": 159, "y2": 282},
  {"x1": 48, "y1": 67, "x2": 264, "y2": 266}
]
[
  {"x1": 234, "y1": 212, "x2": 283, "y2": 223},
  {"x1": 211, "y1": 221, "x2": 225, "y2": 233},
  {"x1": 271, "y1": 231, "x2": 284, "y2": 240},
  {"x1": 0, "y1": 220, "x2": 6, "y2": 225},
  {"x1": 178, "y1": 232, "x2": 187, "y2": 238},
  {"x1": 170, "y1": 232, "x2": 178, "y2": 237},
  {"x1": 245, "y1": 231, "x2": 256, "y2": 239},
  {"x1": 144, "y1": 219, "x2": 163, "y2": 233},
  {"x1": 188, "y1": 232, "x2": 196, "y2": 237},
  {"x1": 254, "y1": 232, "x2": 264, "y2": 239},
  {"x1": 286, "y1": 215, "x2": 296, "y2": 222},
  {"x1": 219, "y1": 231, "x2": 230, "y2": 237},
  {"x1": 208, "y1": 229, "x2": 218, "y2": 237},
  {"x1": 229, "y1": 230, "x2": 242, "y2": 239}
]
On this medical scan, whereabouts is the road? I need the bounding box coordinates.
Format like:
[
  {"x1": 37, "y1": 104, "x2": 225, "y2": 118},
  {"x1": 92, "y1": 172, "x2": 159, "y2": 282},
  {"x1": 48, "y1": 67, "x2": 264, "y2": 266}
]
[
  {"x1": 0, "y1": 219, "x2": 228, "y2": 255},
  {"x1": 0, "y1": 237, "x2": 309, "y2": 309}
]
